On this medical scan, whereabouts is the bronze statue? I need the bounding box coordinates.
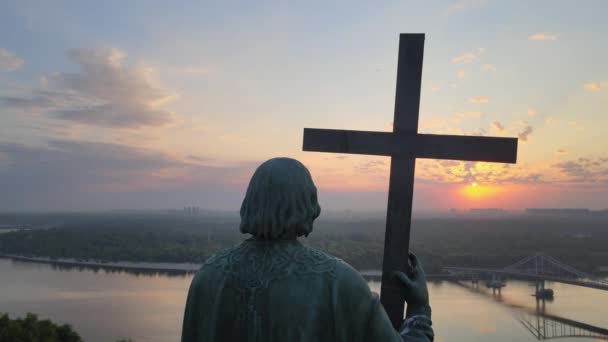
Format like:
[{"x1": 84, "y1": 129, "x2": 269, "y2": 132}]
[{"x1": 181, "y1": 157, "x2": 433, "y2": 341}]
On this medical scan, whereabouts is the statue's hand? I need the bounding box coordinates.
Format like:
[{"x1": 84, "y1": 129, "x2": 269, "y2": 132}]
[{"x1": 393, "y1": 252, "x2": 431, "y2": 318}]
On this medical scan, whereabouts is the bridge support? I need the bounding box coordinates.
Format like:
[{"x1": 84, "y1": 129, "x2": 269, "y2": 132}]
[
  {"x1": 535, "y1": 279, "x2": 554, "y2": 300},
  {"x1": 486, "y1": 272, "x2": 506, "y2": 291},
  {"x1": 445, "y1": 253, "x2": 608, "y2": 298},
  {"x1": 471, "y1": 273, "x2": 479, "y2": 287}
]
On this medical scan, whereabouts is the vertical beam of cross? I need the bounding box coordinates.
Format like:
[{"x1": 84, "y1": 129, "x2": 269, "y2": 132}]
[
  {"x1": 380, "y1": 33, "x2": 424, "y2": 328},
  {"x1": 302, "y1": 33, "x2": 518, "y2": 328}
]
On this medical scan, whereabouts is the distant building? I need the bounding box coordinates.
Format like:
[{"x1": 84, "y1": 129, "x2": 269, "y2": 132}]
[
  {"x1": 470, "y1": 208, "x2": 505, "y2": 214},
  {"x1": 525, "y1": 208, "x2": 590, "y2": 217},
  {"x1": 591, "y1": 210, "x2": 608, "y2": 217},
  {"x1": 183, "y1": 206, "x2": 201, "y2": 215},
  {"x1": 469, "y1": 208, "x2": 508, "y2": 217}
]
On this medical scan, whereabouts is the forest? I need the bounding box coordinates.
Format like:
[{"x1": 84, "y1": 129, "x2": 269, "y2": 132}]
[
  {"x1": 0, "y1": 211, "x2": 607, "y2": 274},
  {"x1": 0, "y1": 313, "x2": 82, "y2": 342}
]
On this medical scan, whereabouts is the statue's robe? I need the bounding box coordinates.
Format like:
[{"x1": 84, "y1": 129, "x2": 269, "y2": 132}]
[{"x1": 182, "y1": 238, "x2": 433, "y2": 342}]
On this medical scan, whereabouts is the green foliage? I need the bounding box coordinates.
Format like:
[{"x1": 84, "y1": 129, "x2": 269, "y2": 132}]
[
  {"x1": 0, "y1": 213, "x2": 242, "y2": 264},
  {"x1": 0, "y1": 313, "x2": 82, "y2": 342},
  {"x1": 1, "y1": 213, "x2": 607, "y2": 274}
]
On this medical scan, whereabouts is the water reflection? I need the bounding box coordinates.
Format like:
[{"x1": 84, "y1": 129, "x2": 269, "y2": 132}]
[
  {"x1": 2, "y1": 258, "x2": 607, "y2": 342},
  {"x1": 519, "y1": 310, "x2": 608, "y2": 340},
  {"x1": 454, "y1": 281, "x2": 608, "y2": 340},
  {"x1": 47, "y1": 262, "x2": 194, "y2": 278}
]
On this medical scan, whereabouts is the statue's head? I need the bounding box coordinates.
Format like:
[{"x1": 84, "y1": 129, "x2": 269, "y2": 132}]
[{"x1": 240, "y1": 157, "x2": 321, "y2": 240}]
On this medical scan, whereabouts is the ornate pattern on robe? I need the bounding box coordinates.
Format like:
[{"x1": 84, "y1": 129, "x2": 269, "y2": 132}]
[{"x1": 182, "y1": 238, "x2": 433, "y2": 342}]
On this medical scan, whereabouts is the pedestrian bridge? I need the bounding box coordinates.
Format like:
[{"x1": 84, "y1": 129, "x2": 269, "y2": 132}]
[
  {"x1": 519, "y1": 311, "x2": 608, "y2": 340},
  {"x1": 445, "y1": 253, "x2": 608, "y2": 291}
]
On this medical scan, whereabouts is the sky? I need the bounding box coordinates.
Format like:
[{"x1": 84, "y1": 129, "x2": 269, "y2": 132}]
[{"x1": 0, "y1": 0, "x2": 607, "y2": 211}]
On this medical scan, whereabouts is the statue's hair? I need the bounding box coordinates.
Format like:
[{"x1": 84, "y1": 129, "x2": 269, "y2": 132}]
[{"x1": 240, "y1": 157, "x2": 321, "y2": 240}]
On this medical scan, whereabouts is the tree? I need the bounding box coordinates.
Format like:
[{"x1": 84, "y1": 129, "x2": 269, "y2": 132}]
[{"x1": 0, "y1": 313, "x2": 83, "y2": 342}]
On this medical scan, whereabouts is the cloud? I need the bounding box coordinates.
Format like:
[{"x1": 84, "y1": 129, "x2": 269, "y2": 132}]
[
  {"x1": 429, "y1": 83, "x2": 442, "y2": 92},
  {"x1": 461, "y1": 111, "x2": 483, "y2": 118},
  {"x1": 491, "y1": 121, "x2": 504, "y2": 132},
  {"x1": 583, "y1": 81, "x2": 608, "y2": 91},
  {"x1": 355, "y1": 160, "x2": 387, "y2": 174},
  {"x1": 553, "y1": 160, "x2": 597, "y2": 182},
  {"x1": 440, "y1": 161, "x2": 460, "y2": 167},
  {"x1": 481, "y1": 64, "x2": 496, "y2": 72},
  {"x1": 0, "y1": 140, "x2": 255, "y2": 210},
  {"x1": 0, "y1": 48, "x2": 24, "y2": 71},
  {"x1": 0, "y1": 95, "x2": 56, "y2": 109},
  {"x1": 527, "y1": 109, "x2": 537, "y2": 117},
  {"x1": 1, "y1": 48, "x2": 175, "y2": 129},
  {"x1": 53, "y1": 104, "x2": 172, "y2": 128},
  {"x1": 187, "y1": 154, "x2": 211, "y2": 163},
  {"x1": 0, "y1": 140, "x2": 179, "y2": 181},
  {"x1": 446, "y1": 111, "x2": 484, "y2": 126},
  {"x1": 323, "y1": 155, "x2": 349, "y2": 161},
  {"x1": 528, "y1": 33, "x2": 559, "y2": 41},
  {"x1": 452, "y1": 49, "x2": 483, "y2": 64},
  {"x1": 453, "y1": 53, "x2": 476, "y2": 64},
  {"x1": 469, "y1": 96, "x2": 489, "y2": 104},
  {"x1": 419, "y1": 159, "x2": 545, "y2": 186},
  {"x1": 444, "y1": 0, "x2": 488, "y2": 16},
  {"x1": 167, "y1": 66, "x2": 212, "y2": 76},
  {"x1": 472, "y1": 128, "x2": 487, "y2": 136},
  {"x1": 567, "y1": 121, "x2": 584, "y2": 131},
  {"x1": 518, "y1": 125, "x2": 533, "y2": 141},
  {"x1": 419, "y1": 155, "x2": 608, "y2": 187},
  {"x1": 0, "y1": 140, "x2": 179, "y2": 208}
]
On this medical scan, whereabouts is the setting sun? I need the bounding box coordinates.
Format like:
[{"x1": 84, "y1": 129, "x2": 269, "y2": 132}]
[{"x1": 460, "y1": 182, "x2": 502, "y2": 201}]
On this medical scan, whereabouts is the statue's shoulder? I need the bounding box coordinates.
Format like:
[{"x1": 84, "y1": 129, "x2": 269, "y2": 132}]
[
  {"x1": 331, "y1": 255, "x2": 369, "y2": 285},
  {"x1": 295, "y1": 243, "x2": 343, "y2": 278},
  {"x1": 287, "y1": 242, "x2": 363, "y2": 282},
  {"x1": 199, "y1": 240, "x2": 347, "y2": 280},
  {"x1": 199, "y1": 243, "x2": 244, "y2": 273},
  {"x1": 293, "y1": 246, "x2": 373, "y2": 300}
]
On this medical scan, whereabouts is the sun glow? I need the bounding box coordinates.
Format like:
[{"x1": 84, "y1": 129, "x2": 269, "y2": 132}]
[{"x1": 460, "y1": 182, "x2": 502, "y2": 200}]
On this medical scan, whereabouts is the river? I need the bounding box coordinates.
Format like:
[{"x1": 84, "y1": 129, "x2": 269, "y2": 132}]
[{"x1": 0, "y1": 258, "x2": 607, "y2": 342}]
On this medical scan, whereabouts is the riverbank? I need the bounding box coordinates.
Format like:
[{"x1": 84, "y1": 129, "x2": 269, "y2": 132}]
[
  {"x1": 1, "y1": 254, "x2": 201, "y2": 274},
  {"x1": 3, "y1": 257, "x2": 608, "y2": 342},
  {"x1": 0, "y1": 254, "x2": 456, "y2": 280}
]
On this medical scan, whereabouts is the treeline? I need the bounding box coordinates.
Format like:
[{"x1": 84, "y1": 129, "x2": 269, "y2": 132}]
[
  {"x1": 0, "y1": 213, "x2": 243, "y2": 264},
  {"x1": 1, "y1": 213, "x2": 607, "y2": 274},
  {"x1": 0, "y1": 313, "x2": 138, "y2": 342},
  {"x1": 0, "y1": 313, "x2": 82, "y2": 342}
]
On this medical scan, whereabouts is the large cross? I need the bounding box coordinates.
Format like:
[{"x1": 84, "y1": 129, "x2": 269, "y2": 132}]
[{"x1": 302, "y1": 33, "x2": 518, "y2": 328}]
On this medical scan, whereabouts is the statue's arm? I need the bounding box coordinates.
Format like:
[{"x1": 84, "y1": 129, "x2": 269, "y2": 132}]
[
  {"x1": 366, "y1": 294, "x2": 433, "y2": 342},
  {"x1": 394, "y1": 252, "x2": 434, "y2": 341},
  {"x1": 397, "y1": 308, "x2": 434, "y2": 341},
  {"x1": 333, "y1": 263, "x2": 433, "y2": 342}
]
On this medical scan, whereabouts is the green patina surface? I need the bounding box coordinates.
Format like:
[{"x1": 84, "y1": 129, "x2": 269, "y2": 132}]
[{"x1": 181, "y1": 158, "x2": 433, "y2": 341}]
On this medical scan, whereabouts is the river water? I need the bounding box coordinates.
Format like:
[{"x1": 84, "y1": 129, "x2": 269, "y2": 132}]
[{"x1": 0, "y1": 258, "x2": 607, "y2": 342}]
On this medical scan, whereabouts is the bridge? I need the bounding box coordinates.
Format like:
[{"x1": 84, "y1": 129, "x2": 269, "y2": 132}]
[
  {"x1": 520, "y1": 311, "x2": 608, "y2": 340},
  {"x1": 445, "y1": 253, "x2": 608, "y2": 291},
  {"x1": 453, "y1": 280, "x2": 608, "y2": 340}
]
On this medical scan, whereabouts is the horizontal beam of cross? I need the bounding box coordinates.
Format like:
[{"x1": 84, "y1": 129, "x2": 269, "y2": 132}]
[{"x1": 303, "y1": 128, "x2": 518, "y2": 163}]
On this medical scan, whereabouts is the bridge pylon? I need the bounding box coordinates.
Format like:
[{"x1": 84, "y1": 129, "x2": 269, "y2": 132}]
[{"x1": 445, "y1": 253, "x2": 608, "y2": 293}]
